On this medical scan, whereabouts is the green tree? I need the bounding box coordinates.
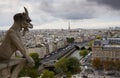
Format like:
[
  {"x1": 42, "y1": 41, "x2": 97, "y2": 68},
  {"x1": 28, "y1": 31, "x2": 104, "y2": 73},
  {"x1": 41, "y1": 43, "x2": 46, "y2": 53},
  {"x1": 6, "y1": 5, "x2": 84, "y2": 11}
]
[
  {"x1": 96, "y1": 35, "x2": 102, "y2": 39},
  {"x1": 79, "y1": 49, "x2": 88, "y2": 57},
  {"x1": 101, "y1": 60, "x2": 120, "y2": 71},
  {"x1": 67, "y1": 57, "x2": 81, "y2": 74},
  {"x1": 103, "y1": 61, "x2": 110, "y2": 70},
  {"x1": 114, "y1": 60, "x2": 120, "y2": 71},
  {"x1": 41, "y1": 70, "x2": 55, "y2": 78},
  {"x1": 29, "y1": 53, "x2": 41, "y2": 68},
  {"x1": 66, "y1": 72, "x2": 72, "y2": 78},
  {"x1": 19, "y1": 66, "x2": 39, "y2": 78},
  {"x1": 92, "y1": 57, "x2": 101, "y2": 69},
  {"x1": 55, "y1": 58, "x2": 68, "y2": 73},
  {"x1": 89, "y1": 40, "x2": 94, "y2": 48},
  {"x1": 103, "y1": 60, "x2": 115, "y2": 70},
  {"x1": 55, "y1": 57, "x2": 81, "y2": 77},
  {"x1": 19, "y1": 53, "x2": 41, "y2": 78},
  {"x1": 66, "y1": 37, "x2": 75, "y2": 44}
]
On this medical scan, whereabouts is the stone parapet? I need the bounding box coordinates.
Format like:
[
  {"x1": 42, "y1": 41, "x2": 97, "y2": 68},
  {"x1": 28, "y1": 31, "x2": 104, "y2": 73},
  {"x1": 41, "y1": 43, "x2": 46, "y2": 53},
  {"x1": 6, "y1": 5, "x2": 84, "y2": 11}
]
[{"x1": 0, "y1": 58, "x2": 26, "y2": 78}]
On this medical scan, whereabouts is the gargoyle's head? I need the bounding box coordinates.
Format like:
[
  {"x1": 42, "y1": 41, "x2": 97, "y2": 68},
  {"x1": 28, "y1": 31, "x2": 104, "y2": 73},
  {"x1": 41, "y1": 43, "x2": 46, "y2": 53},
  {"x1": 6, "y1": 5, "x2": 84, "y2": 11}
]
[{"x1": 13, "y1": 7, "x2": 33, "y2": 35}]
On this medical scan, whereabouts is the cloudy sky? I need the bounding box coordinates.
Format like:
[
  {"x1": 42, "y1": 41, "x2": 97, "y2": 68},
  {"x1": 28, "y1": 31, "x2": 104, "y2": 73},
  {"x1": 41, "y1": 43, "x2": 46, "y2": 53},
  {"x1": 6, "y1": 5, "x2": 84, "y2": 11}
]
[{"x1": 0, "y1": 0, "x2": 120, "y2": 30}]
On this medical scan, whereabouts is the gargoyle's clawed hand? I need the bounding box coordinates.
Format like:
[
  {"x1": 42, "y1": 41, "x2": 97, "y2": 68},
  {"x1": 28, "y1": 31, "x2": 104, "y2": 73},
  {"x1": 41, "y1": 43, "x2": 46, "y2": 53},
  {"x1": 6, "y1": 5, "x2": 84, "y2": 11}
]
[{"x1": 26, "y1": 56, "x2": 35, "y2": 67}]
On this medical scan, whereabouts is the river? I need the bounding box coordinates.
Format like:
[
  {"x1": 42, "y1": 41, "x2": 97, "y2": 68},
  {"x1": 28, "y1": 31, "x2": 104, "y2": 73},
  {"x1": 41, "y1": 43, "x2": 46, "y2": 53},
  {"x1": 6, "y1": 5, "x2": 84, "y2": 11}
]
[{"x1": 70, "y1": 50, "x2": 83, "y2": 60}]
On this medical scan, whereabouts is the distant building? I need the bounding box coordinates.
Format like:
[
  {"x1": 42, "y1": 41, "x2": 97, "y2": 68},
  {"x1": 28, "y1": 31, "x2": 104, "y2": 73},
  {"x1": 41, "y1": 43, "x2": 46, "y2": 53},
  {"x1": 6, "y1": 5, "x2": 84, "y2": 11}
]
[
  {"x1": 48, "y1": 42, "x2": 57, "y2": 53},
  {"x1": 57, "y1": 39, "x2": 65, "y2": 49},
  {"x1": 27, "y1": 46, "x2": 47, "y2": 58},
  {"x1": 92, "y1": 38, "x2": 120, "y2": 61},
  {"x1": 35, "y1": 35, "x2": 43, "y2": 45}
]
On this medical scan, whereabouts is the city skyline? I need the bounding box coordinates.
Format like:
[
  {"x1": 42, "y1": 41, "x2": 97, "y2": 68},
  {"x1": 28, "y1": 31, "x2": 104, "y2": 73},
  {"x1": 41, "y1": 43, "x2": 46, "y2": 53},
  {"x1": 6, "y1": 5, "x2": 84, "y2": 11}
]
[{"x1": 0, "y1": 0, "x2": 120, "y2": 30}]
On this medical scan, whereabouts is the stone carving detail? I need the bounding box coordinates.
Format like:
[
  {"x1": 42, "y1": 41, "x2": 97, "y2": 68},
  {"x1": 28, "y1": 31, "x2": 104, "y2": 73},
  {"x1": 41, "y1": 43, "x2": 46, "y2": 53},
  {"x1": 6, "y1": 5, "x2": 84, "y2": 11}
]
[{"x1": 0, "y1": 7, "x2": 35, "y2": 78}]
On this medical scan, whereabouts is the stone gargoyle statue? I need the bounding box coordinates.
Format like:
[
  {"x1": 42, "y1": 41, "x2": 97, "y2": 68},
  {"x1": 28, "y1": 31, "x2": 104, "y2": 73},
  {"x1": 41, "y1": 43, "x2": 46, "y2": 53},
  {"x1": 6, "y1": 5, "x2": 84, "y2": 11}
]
[{"x1": 0, "y1": 7, "x2": 35, "y2": 78}]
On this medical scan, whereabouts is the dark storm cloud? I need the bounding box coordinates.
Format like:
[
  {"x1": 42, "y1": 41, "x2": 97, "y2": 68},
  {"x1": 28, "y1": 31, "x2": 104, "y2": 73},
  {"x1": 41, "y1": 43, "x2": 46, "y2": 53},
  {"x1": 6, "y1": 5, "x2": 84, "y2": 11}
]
[
  {"x1": 1, "y1": 0, "x2": 120, "y2": 28},
  {"x1": 39, "y1": 0, "x2": 96, "y2": 20},
  {"x1": 89, "y1": 0, "x2": 120, "y2": 10}
]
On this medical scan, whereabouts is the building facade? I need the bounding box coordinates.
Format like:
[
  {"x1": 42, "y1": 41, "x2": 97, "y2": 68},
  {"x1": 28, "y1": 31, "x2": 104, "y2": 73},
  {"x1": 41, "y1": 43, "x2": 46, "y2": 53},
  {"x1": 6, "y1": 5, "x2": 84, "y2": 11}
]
[{"x1": 92, "y1": 38, "x2": 120, "y2": 61}]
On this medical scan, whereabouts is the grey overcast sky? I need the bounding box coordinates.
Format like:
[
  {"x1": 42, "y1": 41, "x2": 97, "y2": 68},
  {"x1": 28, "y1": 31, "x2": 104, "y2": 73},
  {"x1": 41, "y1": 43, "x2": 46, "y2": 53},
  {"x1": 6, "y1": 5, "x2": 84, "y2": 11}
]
[{"x1": 0, "y1": 0, "x2": 120, "y2": 30}]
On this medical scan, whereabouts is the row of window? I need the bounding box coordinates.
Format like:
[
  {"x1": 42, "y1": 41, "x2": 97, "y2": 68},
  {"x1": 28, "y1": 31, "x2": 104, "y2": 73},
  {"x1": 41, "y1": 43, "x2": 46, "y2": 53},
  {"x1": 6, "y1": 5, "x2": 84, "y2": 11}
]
[{"x1": 93, "y1": 51, "x2": 120, "y2": 57}]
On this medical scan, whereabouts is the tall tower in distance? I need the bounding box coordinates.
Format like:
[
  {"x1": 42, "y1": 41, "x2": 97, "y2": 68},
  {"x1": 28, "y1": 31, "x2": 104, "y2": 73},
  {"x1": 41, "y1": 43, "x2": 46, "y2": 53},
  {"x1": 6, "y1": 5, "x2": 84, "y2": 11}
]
[{"x1": 68, "y1": 21, "x2": 71, "y2": 32}]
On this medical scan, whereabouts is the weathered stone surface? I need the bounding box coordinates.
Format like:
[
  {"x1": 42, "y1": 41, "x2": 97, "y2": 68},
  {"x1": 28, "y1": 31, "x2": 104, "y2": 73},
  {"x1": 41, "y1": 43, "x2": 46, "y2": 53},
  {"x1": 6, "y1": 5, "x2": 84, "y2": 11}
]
[
  {"x1": 0, "y1": 58, "x2": 26, "y2": 78},
  {"x1": 0, "y1": 7, "x2": 35, "y2": 78},
  {"x1": 0, "y1": 7, "x2": 34, "y2": 66},
  {"x1": 0, "y1": 67, "x2": 11, "y2": 78}
]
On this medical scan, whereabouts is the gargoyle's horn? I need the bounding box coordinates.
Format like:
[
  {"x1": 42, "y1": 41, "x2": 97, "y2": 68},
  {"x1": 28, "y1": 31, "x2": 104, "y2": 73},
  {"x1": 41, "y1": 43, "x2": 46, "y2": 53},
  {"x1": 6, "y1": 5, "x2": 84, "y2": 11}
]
[{"x1": 24, "y1": 7, "x2": 28, "y2": 14}]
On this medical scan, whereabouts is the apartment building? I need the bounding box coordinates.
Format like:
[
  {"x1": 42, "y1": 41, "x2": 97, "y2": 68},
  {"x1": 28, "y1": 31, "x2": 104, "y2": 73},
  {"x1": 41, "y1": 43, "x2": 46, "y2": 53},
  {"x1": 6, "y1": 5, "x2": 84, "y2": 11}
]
[{"x1": 92, "y1": 38, "x2": 120, "y2": 61}]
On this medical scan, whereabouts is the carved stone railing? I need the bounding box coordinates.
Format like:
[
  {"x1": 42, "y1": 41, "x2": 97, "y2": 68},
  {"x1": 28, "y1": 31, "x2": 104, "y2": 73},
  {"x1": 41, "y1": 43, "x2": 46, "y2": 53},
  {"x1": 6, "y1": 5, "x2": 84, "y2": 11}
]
[{"x1": 0, "y1": 58, "x2": 26, "y2": 78}]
